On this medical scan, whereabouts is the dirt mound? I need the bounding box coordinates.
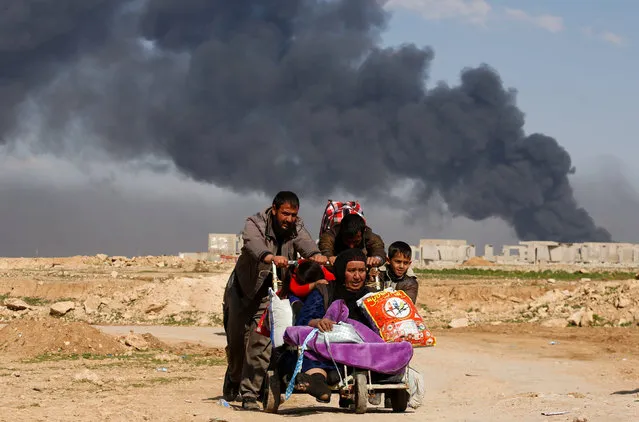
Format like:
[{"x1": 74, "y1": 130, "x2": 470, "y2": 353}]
[
  {"x1": 0, "y1": 271, "x2": 230, "y2": 327},
  {"x1": 0, "y1": 318, "x2": 126, "y2": 358},
  {"x1": 167, "y1": 342, "x2": 227, "y2": 357},
  {"x1": 462, "y1": 257, "x2": 495, "y2": 266}
]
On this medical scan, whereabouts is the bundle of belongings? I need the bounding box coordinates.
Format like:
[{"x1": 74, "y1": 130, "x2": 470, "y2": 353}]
[{"x1": 356, "y1": 289, "x2": 436, "y2": 347}]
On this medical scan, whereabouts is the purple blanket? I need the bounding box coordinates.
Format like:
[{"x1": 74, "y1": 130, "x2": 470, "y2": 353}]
[{"x1": 283, "y1": 300, "x2": 413, "y2": 374}]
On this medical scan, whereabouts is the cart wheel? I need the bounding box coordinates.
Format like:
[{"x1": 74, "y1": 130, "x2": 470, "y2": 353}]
[
  {"x1": 353, "y1": 373, "x2": 368, "y2": 414},
  {"x1": 262, "y1": 370, "x2": 281, "y2": 413},
  {"x1": 389, "y1": 389, "x2": 409, "y2": 412}
]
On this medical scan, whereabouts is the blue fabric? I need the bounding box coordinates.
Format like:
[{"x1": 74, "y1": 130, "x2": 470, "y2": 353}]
[
  {"x1": 285, "y1": 328, "x2": 318, "y2": 400},
  {"x1": 302, "y1": 356, "x2": 334, "y2": 372},
  {"x1": 294, "y1": 289, "x2": 326, "y2": 326},
  {"x1": 288, "y1": 293, "x2": 301, "y2": 304},
  {"x1": 291, "y1": 290, "x2": 334, "y2": 379}
]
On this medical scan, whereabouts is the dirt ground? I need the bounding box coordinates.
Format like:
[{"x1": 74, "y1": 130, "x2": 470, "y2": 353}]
[{"x1": 1, "y1": 256, "x2": 638, "y2": 421}]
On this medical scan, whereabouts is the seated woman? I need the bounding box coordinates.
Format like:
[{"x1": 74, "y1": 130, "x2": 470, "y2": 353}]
[{"x1": 281, "y1": 249, "x2": 413, "y2": 402}]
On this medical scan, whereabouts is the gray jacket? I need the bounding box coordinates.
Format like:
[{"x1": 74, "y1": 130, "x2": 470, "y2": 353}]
[{"x1": 234, "y1": 207, "x2": 320, "y2": 300}]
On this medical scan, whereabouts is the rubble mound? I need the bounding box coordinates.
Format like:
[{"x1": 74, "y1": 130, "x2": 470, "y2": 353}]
[
  {"x1": 462, "y1": 257, "x2": 495, "y2": 267},
  {"x1": 522, "y1": 280, "x2": 639, "y2": 327},
  {"x1": 0, "y1": 317, "x2": 126, "y2": 358},
  {"x1": 117, "y1": 331, "x2": 170, "y2": 352},
  {"x1": 139, "y1": 333, "x2": 168, "y2": 350},
  {"x1": 432, "y1": 279, "x2": 639, "y2": 330}
]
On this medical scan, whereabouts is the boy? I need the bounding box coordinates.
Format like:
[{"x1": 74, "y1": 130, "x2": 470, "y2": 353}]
[
  {"x1": 377, "y1": 241, "x2": 419, "y2": 304},
  {"x1": 376, "y1": 241, "x2": 420, "y2": 409}
]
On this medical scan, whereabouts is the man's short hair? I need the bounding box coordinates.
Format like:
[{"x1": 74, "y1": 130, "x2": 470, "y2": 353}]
[
  {"x1": 272, "y1": 191, "x2": 300, "y2": 210},
  {"x1": 388, "y1": 241, "x2": 412, "y2": 260},
  {"x1": 339, "y1": 213, "x2": 366, "y2": 240}
]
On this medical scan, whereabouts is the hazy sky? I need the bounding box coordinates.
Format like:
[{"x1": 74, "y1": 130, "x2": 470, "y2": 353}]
[{"x1": 1, "y1": 0, "x2": 637, "y2": 257}]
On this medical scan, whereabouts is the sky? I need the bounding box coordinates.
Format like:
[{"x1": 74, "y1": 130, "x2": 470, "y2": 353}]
[
  {"x1": 385, "y1": 0, "x2": 639, "y2": 182},
  {"x1": 0, "y1": 0, "x2": 637, "y2": 257}
]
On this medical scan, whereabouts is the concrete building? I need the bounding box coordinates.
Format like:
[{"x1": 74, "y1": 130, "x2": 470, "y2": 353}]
[
  {"x1": 177, "y1": 233, "x2": 242, "y2": 262},
  {"x1": 411, "y1": 238, "x2": 639, "y2": 266},
  {"x1": 208, "y1": 233, "x2": 242, "y2": 256},
  {"x1": 182, "y1": 234, "x2": 639, "y2": 267},
  {"x1": 416, "y1": 239, "x2": 475, "y2": 265}
]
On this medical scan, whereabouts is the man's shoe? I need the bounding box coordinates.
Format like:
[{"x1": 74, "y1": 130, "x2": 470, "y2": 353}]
[
  {"x1": 242, "y1": 397, "x2": 261, "y2": 411},
  {"x1": 223, "y1": 392, "x2": 242, "y2": 402},
  {"x1": 222, "y1": 374, "x2": 240, "y2": 402}
]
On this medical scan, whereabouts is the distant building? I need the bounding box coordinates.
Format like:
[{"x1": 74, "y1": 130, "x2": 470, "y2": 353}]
[{"x1": 208, "y1": 233, "x2": 242, "y2": 256}]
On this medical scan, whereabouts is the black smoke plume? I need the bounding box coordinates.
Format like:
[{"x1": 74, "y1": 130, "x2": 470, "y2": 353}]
[
  {"x1": 0, "y1": 0, "x2": 127, "y2": 140},
  {"x1": 1, "y1": 0, "x2": 611, "y2": 243}
]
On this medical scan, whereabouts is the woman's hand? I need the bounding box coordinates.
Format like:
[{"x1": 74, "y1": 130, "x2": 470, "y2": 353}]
[
  {"x1": 310, "y1": 318, "x2": 335, "y2": 332},
  {"x1": 308, "y1": 279, "x2": 328, "y2": 291}
]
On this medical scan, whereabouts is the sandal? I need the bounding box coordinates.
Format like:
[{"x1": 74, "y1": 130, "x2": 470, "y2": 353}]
[{"x1": 295, "y1": 373, "x2": 331, "y2": 402}]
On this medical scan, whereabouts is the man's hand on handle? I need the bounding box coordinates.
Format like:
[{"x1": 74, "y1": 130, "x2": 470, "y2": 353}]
[
  {"x1": 263, "y1": 254, "x2": 289, "y2": 268},
  {"x1": 309, "y1": 254, "x2": 330, "y2": 266}
]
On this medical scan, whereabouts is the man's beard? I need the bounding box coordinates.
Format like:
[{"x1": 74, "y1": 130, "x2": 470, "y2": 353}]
[{"x1": 273, "y1": 218, "x2": 295, "y2": 238}]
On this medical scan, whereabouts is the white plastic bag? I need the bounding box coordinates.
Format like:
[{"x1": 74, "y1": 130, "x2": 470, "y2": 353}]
[
  {"x1": 268, "y1": 287, "x2": 294, "y2": 348},
  {"x1": 406, "y1": 366, "x2": 425, "y2": 409},
  {"x1": 315, "y1": 322, "x2": 364, "y2": 344}
]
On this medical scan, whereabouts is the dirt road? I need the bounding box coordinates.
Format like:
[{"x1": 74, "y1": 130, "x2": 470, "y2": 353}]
[
  {"x1": 2, "y1": 325, "x2": 638, "y2": 422},
  {"x1": 1, "y1": 256, "x2": 639, "y2": 421}
]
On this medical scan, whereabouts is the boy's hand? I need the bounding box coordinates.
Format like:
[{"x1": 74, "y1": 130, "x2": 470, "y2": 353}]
[{"x1": 366, "y1": 256, "x2": 383, "y2": 267}]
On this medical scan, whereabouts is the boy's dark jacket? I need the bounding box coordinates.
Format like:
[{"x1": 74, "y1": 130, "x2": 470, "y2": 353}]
[{"x1": 378, "y1": 268, "x2": 418, "y2": 304}]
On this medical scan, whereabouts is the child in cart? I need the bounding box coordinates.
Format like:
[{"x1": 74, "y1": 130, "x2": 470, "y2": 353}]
[{"x1": 282, "y1": 259, "x2": 335, "y2": 318}]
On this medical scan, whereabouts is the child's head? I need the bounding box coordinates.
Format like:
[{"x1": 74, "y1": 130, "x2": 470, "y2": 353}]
[
  {"x1": 296, "y1": 260, "x2": 325, "y2": 285},
  {"x1": 387, "y1": 241, "x2": 413, "y2": 277}
]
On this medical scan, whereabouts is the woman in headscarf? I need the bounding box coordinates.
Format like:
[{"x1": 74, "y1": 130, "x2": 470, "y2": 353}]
[
  {"x1": 281, "y1": 249, "x2": 413, "y2": 405},
  {"x1": 302, "y1": 248, "x2": 372, "y2": 329},
  {"x1": 284, "y1": 249, "x2": 371, "y2": 401}
]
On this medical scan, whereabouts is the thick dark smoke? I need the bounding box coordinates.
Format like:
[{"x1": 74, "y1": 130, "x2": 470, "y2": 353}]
[
  {"x1": 0, "y1": 0, "x2": 126, "y2": 141},
  {"x1": 1, "y1": 0, "x2": 611, "y2": 243}
]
